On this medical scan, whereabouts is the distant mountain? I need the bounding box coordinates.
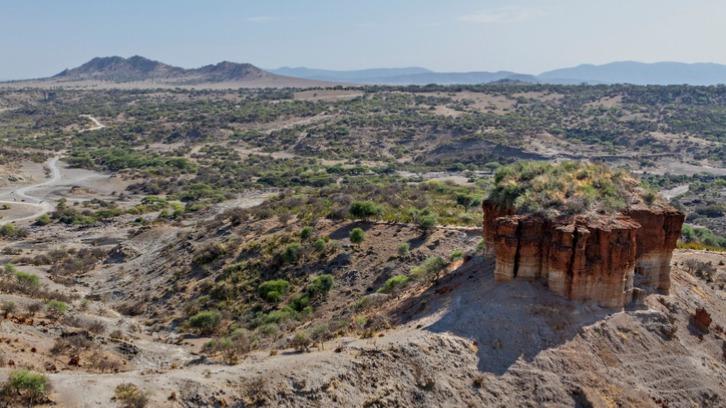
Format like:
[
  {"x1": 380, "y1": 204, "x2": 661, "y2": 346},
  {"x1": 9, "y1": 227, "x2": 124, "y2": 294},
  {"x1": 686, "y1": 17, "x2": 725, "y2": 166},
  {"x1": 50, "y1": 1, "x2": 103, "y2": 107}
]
[
  {"x1": 270, "y1": 67, "x2": 538, "y2": 85},
  {"x1": 270, "y1": 67, "x2": 433, "y2": 83},
  {"x1": 54, "y1": 56, "x2": 185, "y2": 82},
  {"x1": 8, "y1": 57, "x2": 726, "y2": 88},
  {"x1": 538, "y1": 61, "x2": 726, "y2": 85},
  {"x1": 364, "y1": 71, "x2": 538, "y2": 85},
  {"x1": 273, "y1": 61, "x2": 726, "y2": 86},
  {"x1": 18, "y1": 56, "x2": 329, "y2": 88}
]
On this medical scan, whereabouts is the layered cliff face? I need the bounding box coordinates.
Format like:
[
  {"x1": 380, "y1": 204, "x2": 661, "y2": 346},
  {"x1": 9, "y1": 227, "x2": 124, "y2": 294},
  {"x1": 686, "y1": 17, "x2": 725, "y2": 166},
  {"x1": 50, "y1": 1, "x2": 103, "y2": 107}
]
[
  {"x1": 625, "y1": 206, "x2": 685, "y2": 292},
  {"x1": 482, "y1": 200, "x2": 684, "y2": 308}
]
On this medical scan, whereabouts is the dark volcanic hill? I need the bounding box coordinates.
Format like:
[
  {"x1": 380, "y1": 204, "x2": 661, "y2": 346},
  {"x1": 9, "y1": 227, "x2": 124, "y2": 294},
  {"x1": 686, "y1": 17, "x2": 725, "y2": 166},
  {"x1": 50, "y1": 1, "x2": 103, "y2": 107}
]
[
  {"x1": 54, "y1": 56, "x2": 185, "y2": 82},
  {"x1": 36, "y1": 55, "x2": 329, "y2": 88}
]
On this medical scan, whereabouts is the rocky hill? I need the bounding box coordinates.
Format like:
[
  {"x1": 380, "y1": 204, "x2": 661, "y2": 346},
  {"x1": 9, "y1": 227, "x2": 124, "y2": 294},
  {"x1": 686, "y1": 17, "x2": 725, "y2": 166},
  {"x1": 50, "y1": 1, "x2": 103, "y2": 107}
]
[
  {"x1": 16, "y1": 56, "x2": 330, "y2": 88},
  {"x1": 483, "y1": 161, "x2": 685, "y2": 308},
  {"x1": 54, "y1": 56, "x2": 185, "y2": 82}
]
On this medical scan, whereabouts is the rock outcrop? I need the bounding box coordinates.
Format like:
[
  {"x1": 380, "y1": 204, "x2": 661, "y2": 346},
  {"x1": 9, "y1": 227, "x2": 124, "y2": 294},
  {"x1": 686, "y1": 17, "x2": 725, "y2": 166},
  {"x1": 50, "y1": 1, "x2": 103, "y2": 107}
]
[{"x1": 483, "y1": 200, "x2": 684, "y2": 308}]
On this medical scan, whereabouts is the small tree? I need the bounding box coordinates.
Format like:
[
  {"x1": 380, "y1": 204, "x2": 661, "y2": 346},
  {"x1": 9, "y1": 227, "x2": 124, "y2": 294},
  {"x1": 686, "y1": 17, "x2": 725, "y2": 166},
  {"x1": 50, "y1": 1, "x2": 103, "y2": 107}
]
[
  {"x1": 1, "y1": 369, "x2": 50, "y2": 406},
  {"x1": 188, "y1": 310, "x2": 222, "y2": 335},
  {"x1": 258, "y1": 279, "x2": 290, "y2": 302},
  {"x1": 313, "y1": 238, "x2": 326, "y2": 252},
  {"x1": 15, "y1": 271, "x2": 40, "y2": 292},
  {"x1": 378, "y1": 275, "x2": 410, "y2": 294},
  {"x1": 411, "y1": 256, "x2": 448, "y2": 284},
  {"x1": 349, "y1": 201, "x2": 381, "y2": 220},
  {"x1": 3, "y1": 263, "x2": 17, "y2": 276},
  {"x1": 397, "y1": 243, "x2": 410, "y2": 256},
  {"x1": 114, "y1": 383, "x2": 148, "y2": 408},
  {"x1": 449, "y1": 249, "x2": 464, "y2": 261},
  {"x1": 307, "y1": 274, "x2": 334, "y2": 300},
  {"x1": 290, "y1": 331, "x2": 311, "y2": 353},
  {"x1": 349, "y1": 228, "x2": 365, "y2": 245},
  {"x1": 282, "y1": 243, "x2": 301, "y2": 263},
  {"x1": 300, "y1": 226, "x2": 314, "y2": 240},
  {"x1": 45, "y1": 300, "x2": 68, "y2": 319},
  {"x1": 2, "y1": 301, "x2": 16, "y2": 318},
  {"x1": 35, "y1": 213, "x2": 51, "y2": 226},
  {"x1": 417, "y1": 214, "x2": 438, "y2": 233}
]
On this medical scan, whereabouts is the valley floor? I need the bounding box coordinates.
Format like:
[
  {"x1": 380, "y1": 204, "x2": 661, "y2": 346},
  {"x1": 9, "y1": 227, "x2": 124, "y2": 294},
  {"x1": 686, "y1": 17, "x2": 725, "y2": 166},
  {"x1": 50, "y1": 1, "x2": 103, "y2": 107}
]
[{"x1": 1, "y1": 218, "x2": 724, "y2": 407}]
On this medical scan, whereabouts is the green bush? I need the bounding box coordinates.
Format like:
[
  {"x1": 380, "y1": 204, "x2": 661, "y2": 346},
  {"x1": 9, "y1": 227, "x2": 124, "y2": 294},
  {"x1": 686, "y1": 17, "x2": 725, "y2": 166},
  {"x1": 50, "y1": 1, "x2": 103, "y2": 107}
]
[
  {"x1": 450, "y1": 249, "x2": 464, "y2": 261},
  {"x1": 263, "y1": 307, "x2": 296, "y2": 324},
  {"x1": 256, "y1": 323, "x2": 280, "y2": 337},
  {"x1": 417, "y1": 214, "x2": 438, "y2": 232},
  {"x1": 114, "y1": 383, "x2": 148, "y2": 408},
  {"x1": 456, "y1": 193, "x2": 482, "y2": 208},
  {"x1": 258, "y1": 279, "x2": 290, "y2": 302},
  {"x1": 680, "y1": 224, "x2": 726, "y2": 249},
  {"x1": 487, "y1": 161, "x2": 638, "y2": 216},
  {"x1": 0, "y1": 223, "x2": 28, "y2": 239},
  {"x1": 45, "y1": 300, "x2": 68, "y2": 318},
  {"x1": 35, "y1": 213, "x2": 51, "y2": 226},
  {"x1": 378, "y1": 275, "x2": 410, "y2": 293},
  {"x1": 282, "y1": 242, "x2": 302, "y2": 263},
  {"x1": 350, "y1": 227, "x2": 365, "y2": 244},
  {"x1": 411, "y1": 256, "x2": 448, "y2": 283},
  {"x1": 300, "y1": 226, "x2": 314, "y2": 240},
  {"x1": 307, "y1": 274, "x2": 334, "y2": 299},
  {"x1": 313, "y1": 238, "x2": 327, "y2": 252},
  {"x1": 188, "y1": 310, "x2": 222, "y2": 334},
  {"x1": 349, "y1": 201, "x2": 382, "y2": 220},
  {"x1": 3, "y1": 263, "x2": 17, "y2": 275},
  {"x1": 398, "y1": 243, "x2": 410, "y2": 256},
  {"x1": 290, "y1": 331, "x2": 312, "y2": 352},
  {"x1": 15, "y1": 271, "x2": 40, "y2": 291},
  {"x1": 2, "y1": 369, "x2": 50, "y2": 405},
  {"x1": 289, "y1": 293, "x2": 310, "y2": 312}
]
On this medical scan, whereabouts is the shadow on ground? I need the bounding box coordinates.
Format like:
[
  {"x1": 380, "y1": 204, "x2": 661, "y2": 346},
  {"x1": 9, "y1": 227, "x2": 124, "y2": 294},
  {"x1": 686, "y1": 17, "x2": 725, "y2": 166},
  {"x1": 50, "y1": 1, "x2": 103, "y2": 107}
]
[{"x1": 393, "y1": 256, "x2": 614, "y2": 375}]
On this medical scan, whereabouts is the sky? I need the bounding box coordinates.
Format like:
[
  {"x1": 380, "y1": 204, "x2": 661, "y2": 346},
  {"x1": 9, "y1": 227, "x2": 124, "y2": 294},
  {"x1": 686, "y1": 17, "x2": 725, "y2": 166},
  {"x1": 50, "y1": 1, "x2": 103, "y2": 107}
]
[{"x1": 2, "y1": 0, "x2": 726, "y2": 80}]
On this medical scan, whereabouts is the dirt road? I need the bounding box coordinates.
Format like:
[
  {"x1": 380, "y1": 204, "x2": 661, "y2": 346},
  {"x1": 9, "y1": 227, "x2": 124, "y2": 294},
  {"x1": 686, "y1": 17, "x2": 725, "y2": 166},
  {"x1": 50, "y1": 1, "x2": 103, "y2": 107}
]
[
  {"x1": 0, "y1": 157, "x2": 60, "y2": 225},
  {"x1": 79, "y1": 114, "x2": 105, "y2": 131}
]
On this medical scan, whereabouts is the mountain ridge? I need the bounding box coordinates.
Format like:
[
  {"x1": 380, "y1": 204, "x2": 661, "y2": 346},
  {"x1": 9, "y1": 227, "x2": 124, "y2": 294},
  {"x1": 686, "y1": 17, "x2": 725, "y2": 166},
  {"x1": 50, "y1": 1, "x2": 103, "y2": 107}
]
[
  {"x1": 7, "y1": 57, "x2": 726, "y2": 87},
  {"x1": 12, "y1": 55, "x2": 329, "y2": 88},
  {"x1": 273, "y1": 61, "x2": 726, "y2": 86}
]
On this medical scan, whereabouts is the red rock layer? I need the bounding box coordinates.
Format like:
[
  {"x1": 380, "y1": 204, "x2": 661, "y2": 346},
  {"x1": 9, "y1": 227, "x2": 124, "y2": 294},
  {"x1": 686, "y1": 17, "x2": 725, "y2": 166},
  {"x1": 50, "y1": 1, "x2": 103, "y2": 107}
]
[
  {"x1": 482, "y1": 200, "x2": 683, "y2": 308},
  {"x1": 625, "y1": 206, "x2": 685, "y2": 292}
]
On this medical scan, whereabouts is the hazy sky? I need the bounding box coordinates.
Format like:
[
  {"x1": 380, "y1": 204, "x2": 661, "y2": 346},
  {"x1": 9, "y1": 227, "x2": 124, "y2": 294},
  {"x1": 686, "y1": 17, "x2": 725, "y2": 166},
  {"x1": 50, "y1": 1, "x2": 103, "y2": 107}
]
[{"x1": 2, "y1": 0, "x2": 726, "y2": 79}]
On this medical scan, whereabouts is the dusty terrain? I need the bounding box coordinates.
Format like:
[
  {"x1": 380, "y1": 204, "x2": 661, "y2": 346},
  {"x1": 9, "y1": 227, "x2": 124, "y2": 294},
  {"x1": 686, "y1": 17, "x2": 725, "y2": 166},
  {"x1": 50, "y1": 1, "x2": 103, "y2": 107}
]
[
  {"x1": 0, "y1": 162, "x2": 723, "y2": 406},
  {"x1": 1, "y1": 230, "x2": 723, "y2": 407},
  {"x1": 0, "y1": 85, "x2": 724, "y2": 407}
]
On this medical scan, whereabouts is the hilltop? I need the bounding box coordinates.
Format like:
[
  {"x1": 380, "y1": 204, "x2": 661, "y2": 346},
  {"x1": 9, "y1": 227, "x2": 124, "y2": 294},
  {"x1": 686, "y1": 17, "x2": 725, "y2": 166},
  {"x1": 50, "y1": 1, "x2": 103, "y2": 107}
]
[
  {"x1": 486, "y1": 161, "x2": 655, "y2": 217},
  {"x1": 5, "y1": 56, "x2": 330, "y2": 89}
]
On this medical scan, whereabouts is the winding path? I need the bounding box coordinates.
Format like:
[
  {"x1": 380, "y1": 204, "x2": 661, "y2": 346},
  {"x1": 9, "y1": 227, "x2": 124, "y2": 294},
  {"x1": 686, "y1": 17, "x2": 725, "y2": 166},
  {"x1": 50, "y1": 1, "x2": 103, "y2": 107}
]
[
  {"x1": 661, "y1": 184, "x2": 689, "y2": 201},
  {"x1": 79, "y1": 114, "x2": 105, "y2": 131},
  {"x1": 0, "y1": 157, "x2": 61, "y2": 225}
]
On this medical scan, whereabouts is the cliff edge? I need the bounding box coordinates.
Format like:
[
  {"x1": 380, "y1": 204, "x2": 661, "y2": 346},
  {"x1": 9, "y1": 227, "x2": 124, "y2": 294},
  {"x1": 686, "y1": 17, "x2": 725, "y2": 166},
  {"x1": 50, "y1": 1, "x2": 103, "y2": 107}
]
[{"x1": 482, "y1": 161, "x2": 684, "y2": 308}]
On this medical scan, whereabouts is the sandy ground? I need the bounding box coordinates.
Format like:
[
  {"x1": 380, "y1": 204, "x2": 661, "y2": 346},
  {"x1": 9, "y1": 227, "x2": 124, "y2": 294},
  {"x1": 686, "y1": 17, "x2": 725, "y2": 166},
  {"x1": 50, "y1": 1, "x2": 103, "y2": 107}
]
[
  {"x1": 661, "y1": 184, "x2": 690, "y2": 201},
  {"x1": 0, "y1": 249, "x2": 720, "y2": 407},
  {"x1": 0, "y1": 158, "x2": 122, "y2": 225},
  {"x1": 642, "y1": 159, "x2": 726, "y2": 176},
  {"x1": 293, "y1": 89, "x2": 363, "y2": 101}
]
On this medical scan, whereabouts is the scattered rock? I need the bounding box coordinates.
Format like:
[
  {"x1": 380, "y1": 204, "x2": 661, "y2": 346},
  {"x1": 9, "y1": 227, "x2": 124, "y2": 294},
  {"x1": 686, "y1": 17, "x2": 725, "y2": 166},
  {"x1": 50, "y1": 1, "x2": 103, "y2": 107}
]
[{"x1": 692, "y1": 308, "x2": 712, "y2": 333}]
